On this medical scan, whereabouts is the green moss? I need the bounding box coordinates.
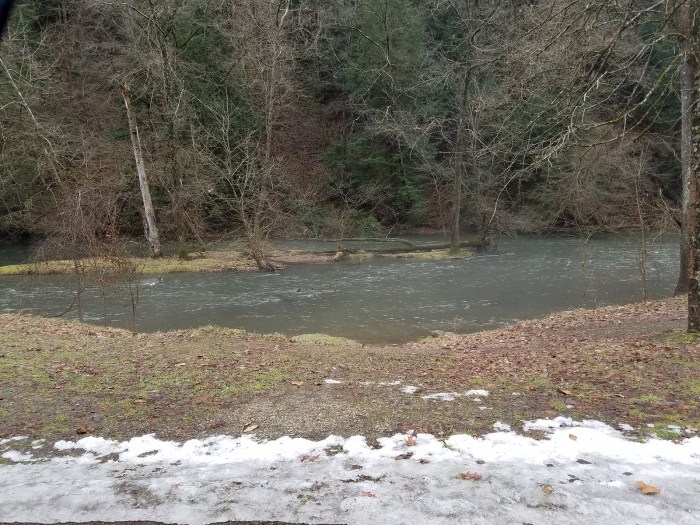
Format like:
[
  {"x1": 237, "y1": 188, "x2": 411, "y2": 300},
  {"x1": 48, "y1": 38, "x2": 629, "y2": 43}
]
[
  {"x1": 218, "y1": 367, "x2": 292, "y2": 396},
  {"x1": 0, "y1": 264, "x2": 32, "y2": 276},
  {"x1": 632, "y1": 394, "x2": 665, "y2": 403},
  {"x1": 682, "y1": 380, "x2": 700, "y2": 396},
  {"x1": 524, "y1": 375, "x2": 554, "y2": 388},
  {"x1": 551, "y1": 401, "x2": 569, "y2": 412},
  {"x1": 626, "y1": 408, "x2": 647, "y2": 419},
  {"x1": 663, "y1": 330, "x2": 700, "y2": 343},
  {"x1": 670, "y1": 359, "x2": 700, "y2": 368}
]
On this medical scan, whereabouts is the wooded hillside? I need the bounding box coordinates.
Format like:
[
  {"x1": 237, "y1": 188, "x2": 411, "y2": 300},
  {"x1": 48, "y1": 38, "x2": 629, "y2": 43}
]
[{"x1": 0, "y1": 0, "x2": 685, "y2": 249}]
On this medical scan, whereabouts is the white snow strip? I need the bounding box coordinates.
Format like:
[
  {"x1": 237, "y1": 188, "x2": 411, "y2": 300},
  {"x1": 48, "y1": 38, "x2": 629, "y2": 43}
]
[
  {"x1": 464, "y1": 389, "x2": 489, "y2": 397},
  {"x1": 421, "y1": 389, "x2": 489, "y2": 401},
  {"x1": 1, "y1": 451, "x2": 34, "y2": 462},
  {"x1": 323, "y1": 379, "x2": 343, "y2": 384},
  {"x1": 378, "y1": 380, "x2": 401, "y2": 386},
  {"x1": 619, "y1": 423, "x2": 635, "y2": 432},
  {"x1": 421, "y1": 392, "x2": 456, "y2": 401},
  {"x1": 401, "y1": 385, "x2": 419, "y2": 394},
  {"x1": 0, "y1": 436, "x2": 27, "y2": 446},
  {"x1": 1, "y1": 420, "x2": 700, "y2": 525},
  {"x1": 493, "y1": 422, "x2": 511, "y2": 432}
]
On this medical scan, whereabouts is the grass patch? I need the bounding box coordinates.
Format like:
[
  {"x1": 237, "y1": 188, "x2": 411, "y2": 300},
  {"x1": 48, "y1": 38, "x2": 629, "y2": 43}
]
[
  {"x1": 654, "y1": 428, "x2": 681, "y2": 440},
  {"x1": 632, "y1": 394, "x2": 665, "y2": 403},
  {"x1": 550, "y1": 401, "x2": 569, "y2": 412},
  {"x1": 218, "y1": 367, "x2": 292, "y2": 396},
  {"x1": 292, "y1": 334, "x2": 360, "y2": 346},
  {"x1": 663, "y1": 330, "x2": 700, "y2": 344},
  {"x1": 681, "y1": 380, "x2": 700, "y2": 396},
  {"x1": 189, "y1": 325, "x2": 247, "y2": 336},
  {"x1": 670, "y1": 359, "x2": 700, "y2": 368}
]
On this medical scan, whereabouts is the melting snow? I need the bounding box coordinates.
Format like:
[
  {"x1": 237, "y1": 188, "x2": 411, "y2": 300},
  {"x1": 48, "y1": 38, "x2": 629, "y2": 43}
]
[
  {"x1": 1, "y1": 419, "x2": 699, "y2": 524},
  {"x1": 1, "y1": 451, "x2": 34, "y2": 463},
  {"x1": 421, "y1": 389, "x2": 489, "y2": 401},
  {"x1": 401, "y1": 385, "x2": 419, "y2": 394},
  {"x1": 323, "y1": 379, "x2": 343, "y2": 384}
]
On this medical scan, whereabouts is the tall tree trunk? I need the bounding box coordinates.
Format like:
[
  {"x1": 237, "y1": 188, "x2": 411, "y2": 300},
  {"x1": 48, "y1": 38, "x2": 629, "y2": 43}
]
[
  {"x1": 686, "y1": 3, "x2": 700, "y2": 330},
  {"x1": 450, "y1": 63, "x2": 471, "y2": 254},
  {"x1": 450, "y1": 125, "x2": 463, "y2": 253},
  {"x1": 675, "y1": 2, "x2": 694, "y2": 295},
  {"x1": 121, "y1": 84, "x2": 162, "y2": 258}
]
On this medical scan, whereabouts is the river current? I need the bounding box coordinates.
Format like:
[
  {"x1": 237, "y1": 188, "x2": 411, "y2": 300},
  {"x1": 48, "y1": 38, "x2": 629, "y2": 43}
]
[{"x1": 0, "y1": 234, "x2": 679, "y2": 342}]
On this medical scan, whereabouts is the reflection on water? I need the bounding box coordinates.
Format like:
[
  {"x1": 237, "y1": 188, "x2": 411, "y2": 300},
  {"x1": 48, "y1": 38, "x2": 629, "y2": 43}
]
[{"x1": 0, "y1": 234, "x2": 680, "y2": 343}]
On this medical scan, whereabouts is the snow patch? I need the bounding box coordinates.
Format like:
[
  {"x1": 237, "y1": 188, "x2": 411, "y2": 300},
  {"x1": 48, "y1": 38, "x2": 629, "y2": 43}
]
[
  {"x1": 465, "y1": 389, "x2": 489, "y2": 397},
  {"x1": 421, "y1": 389, "x2": 489, "y2": 401},
  {"x1": 324, "y1": 379, "x2": 343, "y2": 384},
  {"x1": 1, "y1": 451, "x2": 33, "y2": 462},
  {"x1": 0, "y1": 436, "x2": 27, "y2": 446},
  {"x1": 2, "y1": 420, "x2": 700, "y2": 524},
  {"x1": 421, "y1": 392, "x2": 456, "y2": 401},
  {"x1": 401, "y1": 385, "x2": 419, "y2": 394}
]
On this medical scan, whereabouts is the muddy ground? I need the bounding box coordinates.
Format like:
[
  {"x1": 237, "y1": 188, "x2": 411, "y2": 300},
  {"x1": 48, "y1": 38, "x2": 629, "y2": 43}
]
[{"x1": 1, "y1": 296, "x2": 699, "y2": 449}]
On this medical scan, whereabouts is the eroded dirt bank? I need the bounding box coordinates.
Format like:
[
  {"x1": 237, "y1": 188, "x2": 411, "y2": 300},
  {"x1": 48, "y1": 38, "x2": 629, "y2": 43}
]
[{"x1": 0, "y1": 296, "x2": 699, "y2": 446}]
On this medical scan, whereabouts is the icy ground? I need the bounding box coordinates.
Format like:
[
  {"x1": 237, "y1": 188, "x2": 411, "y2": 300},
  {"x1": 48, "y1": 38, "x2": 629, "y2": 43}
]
[{"x1": 1, "y1": 418, "x2": 699, "y2": 525}]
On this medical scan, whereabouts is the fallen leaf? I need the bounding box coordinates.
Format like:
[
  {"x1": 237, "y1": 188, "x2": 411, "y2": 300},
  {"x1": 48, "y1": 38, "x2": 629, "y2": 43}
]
[
  {"x1": 613, "y1": 393, "x2": 626, "y2": 398},
  {"x1": 361, "y1": 491, "x2": 376, "y2": 498},
  {"x1": 300, "y1": 454, "x2": 319, "y2": 462},
  {"x1": 174, "y1": 362, "x2": 186, "y2": 367},
  {"x1": 636, "y1": 481, "x2": 661, "y2": 495},
  {"x1": 557, "y1": 388, "x2": 572, "y2": 396},
  {"x1": 541, "y1": 485, "x2": 554, "y2": 494},
  {"x1": 460, "y1": 472, "x2": 482, "y2": 481},
  {"x1": 243, "y1": 422, "x2": 258, "y2": 433},
  {"x1": 568, "y1": 434, "x2": 578, "y2": 441},
  {"x1": 291, "y1": 381, "x2": 303, "y2": 386},
  {"x1": 76, "y1": 426, "x2": 92, "y2": 435},
  {"x1": 406, "y1": 435, "x2": 416, "y2": 446}
]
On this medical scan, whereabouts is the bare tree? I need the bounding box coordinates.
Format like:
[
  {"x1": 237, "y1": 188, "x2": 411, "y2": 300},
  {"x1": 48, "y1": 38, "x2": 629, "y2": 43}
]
[
  {"x1": 121, "y1": 84, "x2": 162, "y2": 257},
  {"x1": 674, "y1": 0, "x2": 696, "y2": 294}
]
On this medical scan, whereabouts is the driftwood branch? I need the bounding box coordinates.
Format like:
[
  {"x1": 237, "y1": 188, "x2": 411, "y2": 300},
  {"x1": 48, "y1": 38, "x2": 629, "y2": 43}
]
[
  {"x1": 290, "y1": 237, "x2": 419, "y2": 249},
  {"x1": 296, "y1": 240, "x2": 485, "y2": 255}
]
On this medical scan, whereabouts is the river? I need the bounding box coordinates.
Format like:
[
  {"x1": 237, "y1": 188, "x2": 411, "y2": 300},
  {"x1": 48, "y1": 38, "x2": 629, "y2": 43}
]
[{"x1": 0, "y1": 234, "x2": 680, "y2": 343}]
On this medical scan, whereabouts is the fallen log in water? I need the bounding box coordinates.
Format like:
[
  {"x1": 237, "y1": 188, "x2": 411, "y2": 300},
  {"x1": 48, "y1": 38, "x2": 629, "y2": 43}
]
[{"x1": 291, "y1": 239, "x2": 486, "y2": 255}]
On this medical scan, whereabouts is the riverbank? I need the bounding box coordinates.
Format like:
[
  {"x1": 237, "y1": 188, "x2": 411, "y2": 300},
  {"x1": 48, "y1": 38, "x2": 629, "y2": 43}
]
[
  {"x1": 1, "y1": 296, "x2": 698, "y2": 446},
  {"x1": 0, "y1": 247, "x2": 473, "y2": 276}
]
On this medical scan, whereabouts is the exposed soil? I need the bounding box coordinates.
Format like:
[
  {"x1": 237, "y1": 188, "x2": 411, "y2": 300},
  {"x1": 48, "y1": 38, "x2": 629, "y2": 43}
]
[{"x1": 1, "y1": 297, "x2": 699, "y2": 448}]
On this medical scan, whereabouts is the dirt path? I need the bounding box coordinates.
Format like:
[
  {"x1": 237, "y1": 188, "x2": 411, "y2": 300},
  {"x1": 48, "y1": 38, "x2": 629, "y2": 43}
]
[{"x1": 1, "y1": 297, "x2": 699, "y2": 447}]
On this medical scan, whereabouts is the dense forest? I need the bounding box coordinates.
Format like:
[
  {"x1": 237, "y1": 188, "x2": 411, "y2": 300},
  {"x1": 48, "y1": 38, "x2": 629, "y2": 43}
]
[{"x1": 0, "y1": 0, "x2": 687, "y2": 255}]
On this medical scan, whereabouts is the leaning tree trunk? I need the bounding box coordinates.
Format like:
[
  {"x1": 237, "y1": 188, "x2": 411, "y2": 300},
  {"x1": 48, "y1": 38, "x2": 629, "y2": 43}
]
[
  {"x1": 687, "y1": 15, "x2": 700, "y2": 331},
  {"x1": 676, "y1": 2, "x2": 694, "y2": 295},
  {"x1": 121, "y1": 84, "x2": 162, "y2": 258}
]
